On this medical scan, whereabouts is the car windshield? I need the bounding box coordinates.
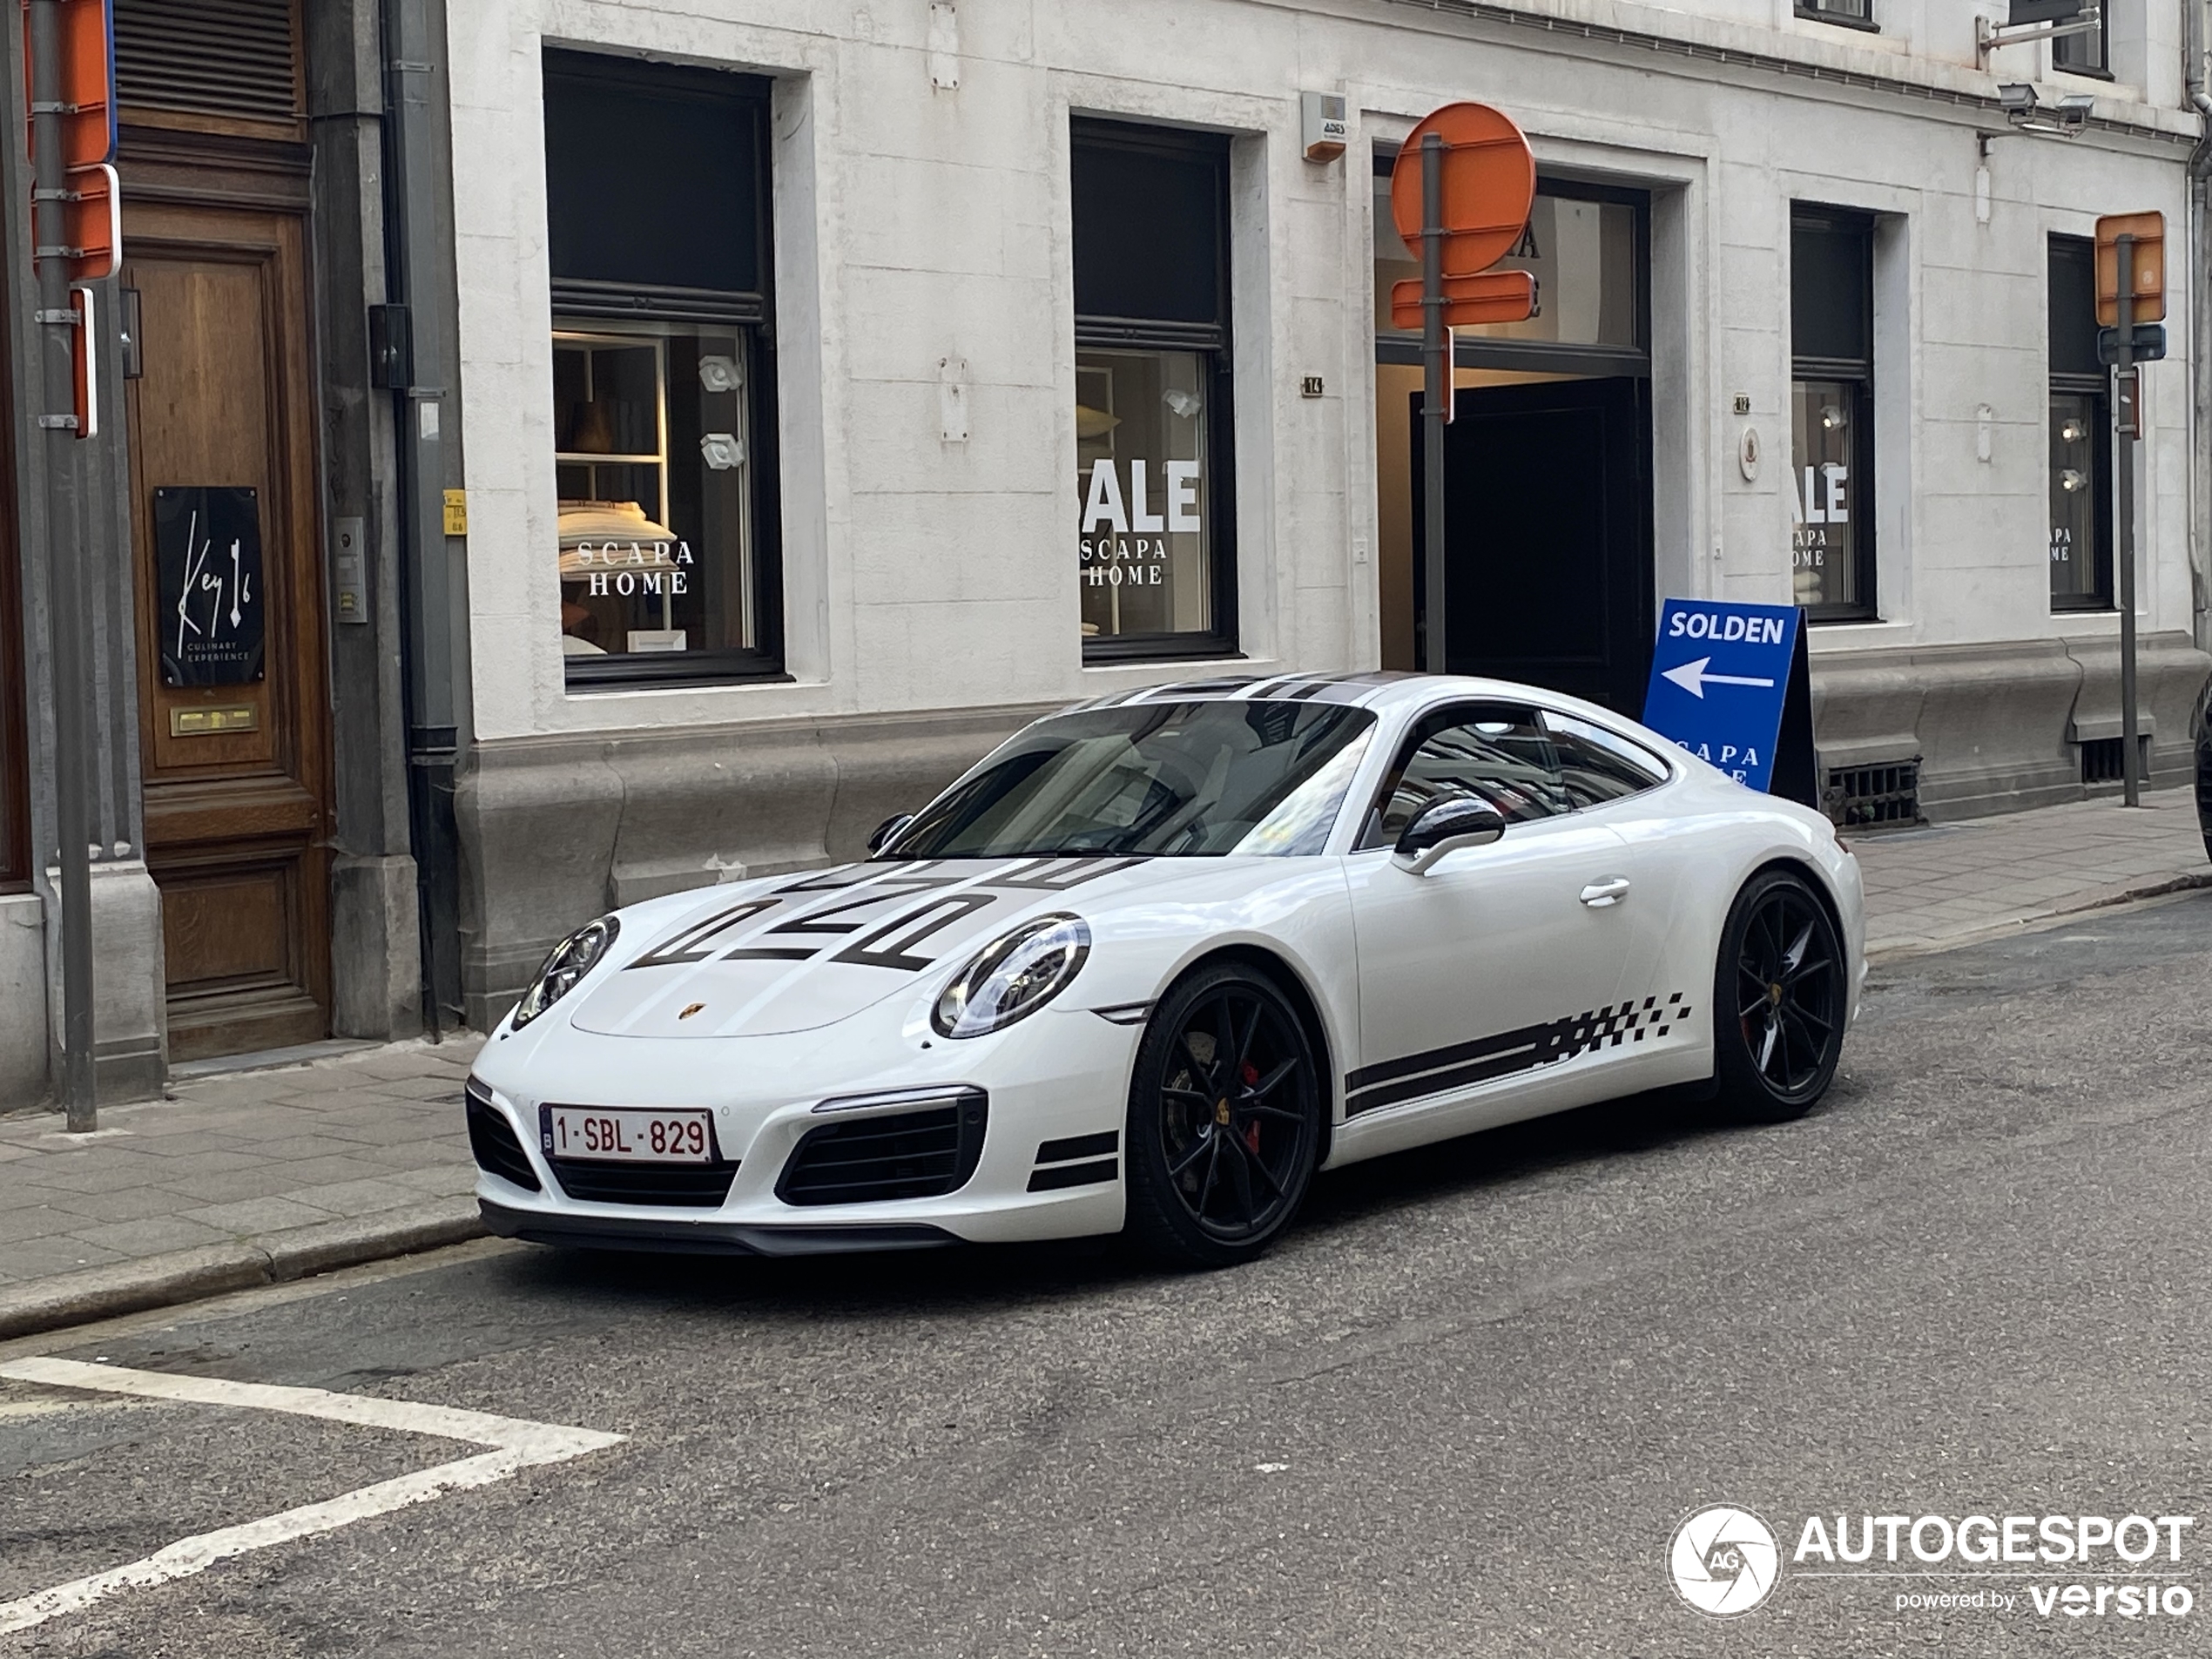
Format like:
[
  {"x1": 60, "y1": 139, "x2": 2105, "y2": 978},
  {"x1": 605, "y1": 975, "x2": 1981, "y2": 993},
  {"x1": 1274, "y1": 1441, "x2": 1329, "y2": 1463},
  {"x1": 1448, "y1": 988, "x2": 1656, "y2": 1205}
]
[{"x1": 885, "y1": 700, "x2": 1377, "y2": 859}]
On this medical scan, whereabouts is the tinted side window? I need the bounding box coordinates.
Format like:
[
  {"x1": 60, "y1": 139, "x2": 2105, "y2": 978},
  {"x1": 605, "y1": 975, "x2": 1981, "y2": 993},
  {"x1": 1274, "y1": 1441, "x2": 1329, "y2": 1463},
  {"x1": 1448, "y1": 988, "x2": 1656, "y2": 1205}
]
[
  {"x1": 1542, "y1": 711, "x2": 1669, "y2": 806},
  {"x1": 1359, "y1": 705, "x2": 1567, "y2": 849}
]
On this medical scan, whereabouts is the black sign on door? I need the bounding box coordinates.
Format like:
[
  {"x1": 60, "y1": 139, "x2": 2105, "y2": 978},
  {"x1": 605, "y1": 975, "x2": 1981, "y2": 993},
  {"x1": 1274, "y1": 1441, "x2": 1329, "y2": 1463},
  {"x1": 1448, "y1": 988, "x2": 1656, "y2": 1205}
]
[{"x1": 156, "y1": 486, "x2": 266, "y2": 687}]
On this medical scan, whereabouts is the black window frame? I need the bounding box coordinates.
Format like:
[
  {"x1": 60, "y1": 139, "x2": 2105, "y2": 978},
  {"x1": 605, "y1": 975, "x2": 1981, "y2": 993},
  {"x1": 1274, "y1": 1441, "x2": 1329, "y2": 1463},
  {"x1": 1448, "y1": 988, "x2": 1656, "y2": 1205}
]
[
  {"x1": 1370, "y1": 158, "x2": 1653, "y2": 381},
  {"x1": 1791, "y1": 206, "x2": 1880, "y2": 624},
  {"x1": 1071, "y1": 117, "x2": 1238, "y2": 665},
  {"x1": 543, "y1": 50, "x2": 786, "y2": 691},
  {"x1": 2052, "y1": 4, "x2": 2112, "y2": 78},
  {"x1": 2047, "y1": 234, "x2": 2114, "y2": 611},
  {"x1": 1795, "y1": 0, "x2": 1878, "y2": 30}
]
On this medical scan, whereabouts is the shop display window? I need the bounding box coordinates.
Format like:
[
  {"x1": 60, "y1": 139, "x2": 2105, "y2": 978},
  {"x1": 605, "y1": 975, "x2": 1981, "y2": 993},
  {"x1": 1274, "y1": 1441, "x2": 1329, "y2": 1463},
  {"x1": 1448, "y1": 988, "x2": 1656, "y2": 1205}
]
[
  {"x1": 1071, "y1": 119, "x2": 1237, "y2": 661},
  {"x1": 542, "y1": 51, "x2": 781, "y2": 686},
  {"x1": 1790, "y1": 209, "x2": 1878, "y2": 619},
  {"x1": 2047, "y1": 236, "x2": 2113, "y2": 610}
]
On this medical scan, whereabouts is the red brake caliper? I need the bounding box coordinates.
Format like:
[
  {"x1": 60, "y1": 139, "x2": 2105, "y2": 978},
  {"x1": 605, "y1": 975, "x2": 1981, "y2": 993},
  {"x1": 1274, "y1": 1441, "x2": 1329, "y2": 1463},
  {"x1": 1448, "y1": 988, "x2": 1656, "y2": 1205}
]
[{"x1": 1241, "y1": 1062, "x2": 1262, "y2": 1151}]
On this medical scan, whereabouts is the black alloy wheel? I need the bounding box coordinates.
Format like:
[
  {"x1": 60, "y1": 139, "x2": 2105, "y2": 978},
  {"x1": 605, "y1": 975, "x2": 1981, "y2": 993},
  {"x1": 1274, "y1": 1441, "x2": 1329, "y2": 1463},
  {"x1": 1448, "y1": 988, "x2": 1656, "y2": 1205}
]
[
  {"x1": 1712, "y1": 869, "x2": 1844, "y2": 1123},
  {"x1": 1123, "y1": 963, "x2": 1322, "y2": 1269}
]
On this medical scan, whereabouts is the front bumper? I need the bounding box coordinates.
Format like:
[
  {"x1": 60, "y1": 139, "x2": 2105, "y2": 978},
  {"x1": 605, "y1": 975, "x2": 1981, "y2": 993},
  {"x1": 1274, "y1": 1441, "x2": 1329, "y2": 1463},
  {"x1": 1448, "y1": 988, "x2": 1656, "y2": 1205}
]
[{"x1": 465, "y1": 1000, "x2": 1139, "y2": 1252}]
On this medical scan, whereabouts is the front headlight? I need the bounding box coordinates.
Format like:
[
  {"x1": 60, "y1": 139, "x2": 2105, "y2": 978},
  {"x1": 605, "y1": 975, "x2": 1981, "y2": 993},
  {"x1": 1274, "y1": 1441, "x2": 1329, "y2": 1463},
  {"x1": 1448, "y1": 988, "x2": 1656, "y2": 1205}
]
[
  {"x1": 510, "y1": 915, "x2": 620, "y2": 1030},
  {"x1": 932, "y1": 914, "x2": 1089, "y2": 1039}
]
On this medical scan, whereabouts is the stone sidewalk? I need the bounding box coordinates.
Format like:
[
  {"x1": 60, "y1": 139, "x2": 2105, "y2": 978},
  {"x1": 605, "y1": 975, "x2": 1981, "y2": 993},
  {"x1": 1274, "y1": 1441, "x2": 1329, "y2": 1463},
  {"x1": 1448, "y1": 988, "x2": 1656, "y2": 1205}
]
[
  {"x1": 1853, "y1": 784, "x2": 2207, "y2": 956},
  {"x1": 0, "y1": 784, "x2": 2205, "y2": 1339},
  {"x1": 0, "y1": 1035, "x2": 484, "y2": 1337}
]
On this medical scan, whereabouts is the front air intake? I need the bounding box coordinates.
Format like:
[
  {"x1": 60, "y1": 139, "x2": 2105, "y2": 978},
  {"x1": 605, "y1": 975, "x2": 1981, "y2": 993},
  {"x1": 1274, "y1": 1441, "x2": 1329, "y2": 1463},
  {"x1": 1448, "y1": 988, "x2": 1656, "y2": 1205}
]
[
  {"x1": 777, "y1": 1093, "x2": 988, "y2": 1206},
  {"x1": 545, "y1": 1158, "x2": 738, "y2": 1208}
]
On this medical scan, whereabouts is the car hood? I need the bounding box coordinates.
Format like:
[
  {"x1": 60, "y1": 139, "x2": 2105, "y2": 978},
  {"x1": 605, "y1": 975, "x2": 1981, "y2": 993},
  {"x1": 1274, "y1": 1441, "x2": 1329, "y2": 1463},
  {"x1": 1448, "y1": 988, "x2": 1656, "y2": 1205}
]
[{"x1": 567, "y1": 853, "x2": 1205, "y2": 1038}]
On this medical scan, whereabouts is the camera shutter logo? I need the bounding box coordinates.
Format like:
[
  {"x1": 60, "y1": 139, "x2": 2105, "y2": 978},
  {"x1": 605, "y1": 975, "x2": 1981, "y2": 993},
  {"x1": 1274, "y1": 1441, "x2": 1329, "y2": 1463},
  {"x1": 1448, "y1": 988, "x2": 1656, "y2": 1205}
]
[{"x1": 1669, "y1": 1505, "x2": 1780, "y2": 1617}]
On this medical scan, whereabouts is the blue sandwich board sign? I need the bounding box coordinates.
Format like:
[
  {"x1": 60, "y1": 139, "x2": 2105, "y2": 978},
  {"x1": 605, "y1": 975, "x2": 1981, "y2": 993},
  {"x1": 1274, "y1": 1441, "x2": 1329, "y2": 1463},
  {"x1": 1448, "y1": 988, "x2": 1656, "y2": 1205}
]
[{"x1": 1641, "y1": 599, "x2": 1818, "y2": 805}]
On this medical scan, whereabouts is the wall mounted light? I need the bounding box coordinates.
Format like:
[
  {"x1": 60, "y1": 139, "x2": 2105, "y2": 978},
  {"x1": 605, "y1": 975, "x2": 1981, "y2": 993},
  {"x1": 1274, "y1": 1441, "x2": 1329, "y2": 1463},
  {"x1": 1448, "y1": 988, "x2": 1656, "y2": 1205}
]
[
  {"x1": 2060, "y1": 418, "x2": 2087, "y2": 443},
  {"x1": 1820, "y1": 404, "x2": 1847, "y2": 431},
  {"x1": 1996, "y1": 83, "x2": 2094, "y2": 138},
  {"x1": 2060, "y1": 468, "x2": 2087, "y2": 493}
]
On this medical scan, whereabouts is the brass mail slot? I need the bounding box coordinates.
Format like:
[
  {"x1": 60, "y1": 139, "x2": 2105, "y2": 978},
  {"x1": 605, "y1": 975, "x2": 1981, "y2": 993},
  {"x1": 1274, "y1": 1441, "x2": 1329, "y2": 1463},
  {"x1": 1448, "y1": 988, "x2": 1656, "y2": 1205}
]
[{"x1": 171, "y1": 703, "x2": 259, "y2": 737}]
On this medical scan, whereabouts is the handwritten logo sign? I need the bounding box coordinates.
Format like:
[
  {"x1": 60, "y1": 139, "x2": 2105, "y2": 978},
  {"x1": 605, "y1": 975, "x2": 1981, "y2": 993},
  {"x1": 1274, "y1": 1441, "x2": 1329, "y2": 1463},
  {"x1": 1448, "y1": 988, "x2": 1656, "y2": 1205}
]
[{"x1": 156, "y1": 487, "x2": 265, "y2": 688}]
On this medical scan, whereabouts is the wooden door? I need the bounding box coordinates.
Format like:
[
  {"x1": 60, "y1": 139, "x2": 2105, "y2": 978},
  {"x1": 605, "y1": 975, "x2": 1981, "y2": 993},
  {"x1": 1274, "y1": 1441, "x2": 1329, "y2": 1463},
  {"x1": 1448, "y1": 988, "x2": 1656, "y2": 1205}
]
[
  {"x1": 0, "y1": 301, "x2": 27, "y2": 896},
  {"x1": 125, "y1": 198, "x2": 332, "y2": 1060}
]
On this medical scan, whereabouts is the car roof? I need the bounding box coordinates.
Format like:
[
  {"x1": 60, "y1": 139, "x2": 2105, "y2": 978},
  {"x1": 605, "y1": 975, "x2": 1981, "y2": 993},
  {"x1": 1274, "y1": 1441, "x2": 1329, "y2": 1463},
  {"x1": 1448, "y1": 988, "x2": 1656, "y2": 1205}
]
[{"x1": 1066, "y1": 671, "x2": 1631, "y2": 724}]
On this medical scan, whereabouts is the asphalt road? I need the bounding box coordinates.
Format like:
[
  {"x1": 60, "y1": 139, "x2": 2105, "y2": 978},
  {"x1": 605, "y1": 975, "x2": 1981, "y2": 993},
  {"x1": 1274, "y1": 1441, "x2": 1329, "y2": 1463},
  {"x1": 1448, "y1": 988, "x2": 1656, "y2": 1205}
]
[{"x1": 3, "y1": 894, "x2": 2209, "y2": 1658}]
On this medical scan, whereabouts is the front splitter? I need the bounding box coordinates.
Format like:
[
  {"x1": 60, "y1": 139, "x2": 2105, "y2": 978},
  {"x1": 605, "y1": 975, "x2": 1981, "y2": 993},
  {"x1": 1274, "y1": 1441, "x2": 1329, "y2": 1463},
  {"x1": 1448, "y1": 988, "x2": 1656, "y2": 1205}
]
[{"x1": 480, "y1": 1199, "x2": 961, "y2": 1257}]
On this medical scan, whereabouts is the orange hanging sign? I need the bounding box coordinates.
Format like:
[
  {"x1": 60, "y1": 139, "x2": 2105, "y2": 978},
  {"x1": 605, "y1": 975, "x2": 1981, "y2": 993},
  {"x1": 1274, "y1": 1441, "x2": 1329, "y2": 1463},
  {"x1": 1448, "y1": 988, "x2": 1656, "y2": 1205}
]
[
  {"x1": 19, "y1": 0, "x2": 114, "y2": 169},
  {"x1": 2094, "y1": 211, "x2": 2165, "y2": 327},
  {"x1": 1389, "y1": 268, "x2": 1536, "y2": 332},
  {"x1": 1387, "y1": 101, "x2": 1537, "y2": 327}
]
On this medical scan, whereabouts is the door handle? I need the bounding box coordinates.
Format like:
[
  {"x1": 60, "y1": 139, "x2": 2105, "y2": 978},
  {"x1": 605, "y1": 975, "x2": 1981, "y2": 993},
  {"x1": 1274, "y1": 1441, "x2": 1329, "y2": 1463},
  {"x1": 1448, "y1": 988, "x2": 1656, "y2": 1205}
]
[{"x1": 1579, "y1": 877, "x2": 1631, "y2": 907}]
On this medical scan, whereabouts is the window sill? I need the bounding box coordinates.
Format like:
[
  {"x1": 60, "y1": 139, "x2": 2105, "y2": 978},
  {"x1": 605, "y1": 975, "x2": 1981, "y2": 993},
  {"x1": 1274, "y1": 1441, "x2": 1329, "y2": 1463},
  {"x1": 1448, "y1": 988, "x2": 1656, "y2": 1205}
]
[
  {"x1": 563, "y1": 656, "x2": 793, "y2": 693},
  {"x1": 2050, "y1": 599, "x2": 2117, "y2": 616},
  {"x1": 1082, "y1": 637, "x2": 1245, "y2": 667},
  {"x1": 1805, "y1": 607, "x2": 1882, "y2": 626}
]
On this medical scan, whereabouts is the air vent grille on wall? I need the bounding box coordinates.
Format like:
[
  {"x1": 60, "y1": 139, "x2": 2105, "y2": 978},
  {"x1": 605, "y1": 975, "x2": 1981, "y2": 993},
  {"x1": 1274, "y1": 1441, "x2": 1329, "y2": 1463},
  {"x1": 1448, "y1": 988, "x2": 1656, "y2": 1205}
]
[
  {"x1": 1824, "y1": 760, "x2": 1921, "y2": 829},
  {"x1": 2079, "y1": 736, "x2": 2148, "y2": 786},
  {"x1": 114, "y1": 0, "x2": 301, "y2": 122}
]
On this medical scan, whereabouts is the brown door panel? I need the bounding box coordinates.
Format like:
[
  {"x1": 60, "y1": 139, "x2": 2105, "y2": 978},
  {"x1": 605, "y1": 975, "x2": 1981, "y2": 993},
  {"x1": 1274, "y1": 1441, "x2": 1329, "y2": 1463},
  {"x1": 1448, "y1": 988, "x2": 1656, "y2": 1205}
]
[
  {"x1": 153, "y1": 850, "x2": 326, "y2": 1060},
  {"x1": 124, "y1": 194, "x2": 332, "y2": 1056},
  {"x1": 158, "y1": 859, "x2": 300, "y2": 989},
  {"x1": 144, "y1": 775, "x2": 322, "y2": 846}
]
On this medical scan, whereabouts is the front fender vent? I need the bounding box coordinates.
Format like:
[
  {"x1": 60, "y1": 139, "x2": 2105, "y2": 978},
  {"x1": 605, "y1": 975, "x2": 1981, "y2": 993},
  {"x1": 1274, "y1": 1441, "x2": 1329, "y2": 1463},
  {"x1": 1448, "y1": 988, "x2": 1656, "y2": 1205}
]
[{"x1": 465, "y1": 1081, "x2": 540, "y2": 1193}]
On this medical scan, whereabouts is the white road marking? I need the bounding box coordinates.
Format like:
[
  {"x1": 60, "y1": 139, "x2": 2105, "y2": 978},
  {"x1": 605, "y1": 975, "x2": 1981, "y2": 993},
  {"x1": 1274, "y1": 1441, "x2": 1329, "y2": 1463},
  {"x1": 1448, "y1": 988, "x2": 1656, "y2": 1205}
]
[{"x1": 0, "y1": 1356, "x2": 624, "y2": 1635}]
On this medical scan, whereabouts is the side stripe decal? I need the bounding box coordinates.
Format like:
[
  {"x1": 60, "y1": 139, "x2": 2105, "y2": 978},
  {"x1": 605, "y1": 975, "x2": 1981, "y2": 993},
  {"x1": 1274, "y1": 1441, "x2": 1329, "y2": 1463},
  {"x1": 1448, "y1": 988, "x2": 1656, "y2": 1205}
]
[{"x1": 1345, "y1": 993, "x2": 1692, "y2": 1118}]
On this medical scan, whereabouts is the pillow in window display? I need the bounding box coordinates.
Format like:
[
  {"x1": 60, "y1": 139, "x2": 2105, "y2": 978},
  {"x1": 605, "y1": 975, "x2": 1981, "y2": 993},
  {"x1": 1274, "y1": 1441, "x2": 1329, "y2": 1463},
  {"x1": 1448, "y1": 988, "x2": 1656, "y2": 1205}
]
[
  {"x1": 556, "y1": 498, "x2": 685, "y2": 578},
  {"x1": 557, "y1": 499, "x2": 680, "y2": 544}
]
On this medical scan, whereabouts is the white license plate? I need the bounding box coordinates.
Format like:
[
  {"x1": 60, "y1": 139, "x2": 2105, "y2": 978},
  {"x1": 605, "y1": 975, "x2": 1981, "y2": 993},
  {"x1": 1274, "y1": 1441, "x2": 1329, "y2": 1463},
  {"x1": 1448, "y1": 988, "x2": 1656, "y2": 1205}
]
[{"x1": 543, "y1": 1106, "x2": 716, "y2": 1164}]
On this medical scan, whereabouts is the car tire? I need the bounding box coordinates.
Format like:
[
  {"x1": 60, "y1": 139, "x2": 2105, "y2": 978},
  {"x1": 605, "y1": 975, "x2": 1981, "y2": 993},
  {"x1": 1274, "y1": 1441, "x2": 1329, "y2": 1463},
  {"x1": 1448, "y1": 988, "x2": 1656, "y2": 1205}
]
[
  {"x1": 1711, "y1": 868, "x2": 1845, "y2": 1124},
  {"x1": 1123, "y1": 962, "x2": 1323, "y2": 1270}
]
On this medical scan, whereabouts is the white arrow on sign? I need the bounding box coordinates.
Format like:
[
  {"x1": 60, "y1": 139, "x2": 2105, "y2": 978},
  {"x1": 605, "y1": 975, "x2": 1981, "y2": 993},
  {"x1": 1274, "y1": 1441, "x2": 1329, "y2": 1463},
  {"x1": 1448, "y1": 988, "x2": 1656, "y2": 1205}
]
[{"x1": 1662, "y1": 656, "x2": 1776, "y2": 700}]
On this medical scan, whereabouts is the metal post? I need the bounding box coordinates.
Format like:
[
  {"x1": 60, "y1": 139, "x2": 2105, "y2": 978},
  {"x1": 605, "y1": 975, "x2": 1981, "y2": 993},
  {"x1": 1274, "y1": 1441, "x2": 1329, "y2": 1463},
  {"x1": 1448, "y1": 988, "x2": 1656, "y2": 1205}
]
[
  {"x1": 29, "y1": 0, "x2": 95, "y2": 1129},
  {"x1": 2116, "y1": 233, "x2": 2141, "y2": 808},
  {"x1": 1420, "y1": 131, "x2": 1447, "y2": 673}
]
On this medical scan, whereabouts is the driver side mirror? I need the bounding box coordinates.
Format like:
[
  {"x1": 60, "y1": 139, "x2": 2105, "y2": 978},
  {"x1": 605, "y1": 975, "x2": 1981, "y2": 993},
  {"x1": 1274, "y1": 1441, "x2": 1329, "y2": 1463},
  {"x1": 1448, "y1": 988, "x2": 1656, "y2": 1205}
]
[
  {"x1": 868, "y1": 813, "x2": 914, "y2": 855},
  {"x1": 1392, "y1": 797, "x2": 1505, "y2": 875}
]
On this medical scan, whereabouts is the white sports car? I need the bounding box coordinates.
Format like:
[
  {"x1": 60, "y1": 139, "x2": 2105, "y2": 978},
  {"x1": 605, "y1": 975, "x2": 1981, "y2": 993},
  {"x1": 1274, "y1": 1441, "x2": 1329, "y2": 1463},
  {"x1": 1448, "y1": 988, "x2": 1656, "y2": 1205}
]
[{"x1": 467, "y1": 672, "x2": 1864, "y2": 1268}]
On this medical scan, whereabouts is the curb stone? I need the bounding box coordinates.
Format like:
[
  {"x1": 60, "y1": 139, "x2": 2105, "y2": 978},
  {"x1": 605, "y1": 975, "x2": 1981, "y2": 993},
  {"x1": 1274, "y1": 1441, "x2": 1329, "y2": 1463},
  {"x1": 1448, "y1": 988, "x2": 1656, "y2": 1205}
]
[
  {"x1": 1864, "y1": 869, "x2": 2212, "y2": 963},
  {"x1": 0, "y1": 1198, "x2": 485, "y2": 1341}
]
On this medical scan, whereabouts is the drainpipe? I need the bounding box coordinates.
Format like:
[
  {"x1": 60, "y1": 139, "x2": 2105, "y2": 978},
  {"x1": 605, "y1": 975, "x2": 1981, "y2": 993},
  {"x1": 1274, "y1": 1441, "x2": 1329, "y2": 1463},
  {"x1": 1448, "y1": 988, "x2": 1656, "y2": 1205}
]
[
  {"x1": 2188, "y1": 1, "x2": 2212, "y2": 654},
  {"x1": 379, "y1": 0, "x2": 466, "y2": 1032}
]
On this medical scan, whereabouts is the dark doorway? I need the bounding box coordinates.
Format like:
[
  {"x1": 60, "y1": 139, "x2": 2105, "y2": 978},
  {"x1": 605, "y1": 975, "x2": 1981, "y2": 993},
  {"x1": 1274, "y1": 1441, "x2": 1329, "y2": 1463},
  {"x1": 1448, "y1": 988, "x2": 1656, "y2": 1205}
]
[{"x1": 1411, "y1": 377, "x2": 1653, "y2": 714}]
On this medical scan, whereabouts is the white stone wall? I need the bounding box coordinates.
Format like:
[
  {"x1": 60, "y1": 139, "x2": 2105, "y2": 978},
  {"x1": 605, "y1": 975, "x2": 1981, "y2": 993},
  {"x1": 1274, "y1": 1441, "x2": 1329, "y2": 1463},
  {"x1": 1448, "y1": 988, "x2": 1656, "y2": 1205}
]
[{"x1": 446, "y1": 0, "x2": 2202, "y2": 742}]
